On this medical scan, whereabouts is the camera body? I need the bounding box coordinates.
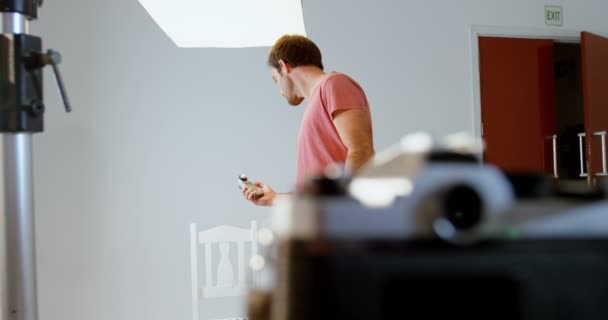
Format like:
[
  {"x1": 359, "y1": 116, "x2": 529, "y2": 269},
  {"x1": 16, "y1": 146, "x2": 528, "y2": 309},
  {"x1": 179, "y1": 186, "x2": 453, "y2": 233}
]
[{"x1": 249, "y1": 137, "x2": 608, "y2": 320}]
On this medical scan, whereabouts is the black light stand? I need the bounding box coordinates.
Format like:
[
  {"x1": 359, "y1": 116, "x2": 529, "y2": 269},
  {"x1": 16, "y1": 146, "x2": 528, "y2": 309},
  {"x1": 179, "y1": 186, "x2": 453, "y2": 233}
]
[{"x1": 0, "y1": 1, "x2": 71, "y2": 319}]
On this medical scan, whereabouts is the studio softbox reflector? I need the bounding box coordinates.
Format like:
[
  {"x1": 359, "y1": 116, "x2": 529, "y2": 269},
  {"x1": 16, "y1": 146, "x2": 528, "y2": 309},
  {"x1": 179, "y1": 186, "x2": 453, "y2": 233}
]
[{"x1": 138, "y1": 0, "x2": 307, "y2": 48}]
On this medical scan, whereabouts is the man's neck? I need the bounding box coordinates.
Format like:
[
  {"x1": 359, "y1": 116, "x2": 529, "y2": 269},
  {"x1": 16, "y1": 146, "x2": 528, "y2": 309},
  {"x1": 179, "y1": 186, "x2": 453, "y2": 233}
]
[{"x1": 291, "y1": 66, "x2": 327, "y2": 99}]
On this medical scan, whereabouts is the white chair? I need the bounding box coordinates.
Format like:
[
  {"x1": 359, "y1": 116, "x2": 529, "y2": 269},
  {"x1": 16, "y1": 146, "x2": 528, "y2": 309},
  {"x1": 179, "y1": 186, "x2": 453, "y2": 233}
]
[{"x1": 190, "y1": 221, "x2": 258, "y2": 320}]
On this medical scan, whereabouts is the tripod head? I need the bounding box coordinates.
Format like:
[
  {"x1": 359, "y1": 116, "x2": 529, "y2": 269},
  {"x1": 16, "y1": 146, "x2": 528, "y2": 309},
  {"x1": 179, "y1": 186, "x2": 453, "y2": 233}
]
[{"x1": 0, "y1": 0, "x2": 71, "y2": 133}]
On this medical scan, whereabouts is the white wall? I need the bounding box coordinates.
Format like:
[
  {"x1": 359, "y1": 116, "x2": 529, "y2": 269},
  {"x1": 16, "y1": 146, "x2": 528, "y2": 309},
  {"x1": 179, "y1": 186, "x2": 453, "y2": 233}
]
[{"x1": 5, "y1": 0, "x2": 606, "y2": 319}]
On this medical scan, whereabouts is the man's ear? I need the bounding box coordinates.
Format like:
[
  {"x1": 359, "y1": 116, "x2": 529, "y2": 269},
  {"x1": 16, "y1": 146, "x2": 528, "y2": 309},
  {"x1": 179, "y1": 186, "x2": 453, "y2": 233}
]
[{"x1": 278, "y1": 59, "x2": 293, "y2": 74}]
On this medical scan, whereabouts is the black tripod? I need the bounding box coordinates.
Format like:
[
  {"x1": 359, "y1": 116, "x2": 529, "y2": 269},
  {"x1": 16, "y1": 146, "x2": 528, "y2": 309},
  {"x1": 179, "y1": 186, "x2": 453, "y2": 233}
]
[{"x1": 0, "y1": 1, "x2": 71, "y2": 319}]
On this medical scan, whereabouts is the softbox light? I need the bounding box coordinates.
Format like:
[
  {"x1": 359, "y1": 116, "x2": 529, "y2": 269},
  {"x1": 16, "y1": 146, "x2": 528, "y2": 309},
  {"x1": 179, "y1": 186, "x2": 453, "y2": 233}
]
[{"x1": 138, "y1": 0, "x2": 307, "y2": 48}]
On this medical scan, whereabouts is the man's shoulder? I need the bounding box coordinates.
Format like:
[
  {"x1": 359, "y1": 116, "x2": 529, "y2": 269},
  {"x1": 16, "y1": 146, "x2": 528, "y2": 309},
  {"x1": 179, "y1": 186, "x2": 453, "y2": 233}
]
[
  {"x1": 323, "y1": 71, "x2": 359, "y2": 88},
  {"x1": 325, "y1": 71, "x2": 352, "y2": 81}
]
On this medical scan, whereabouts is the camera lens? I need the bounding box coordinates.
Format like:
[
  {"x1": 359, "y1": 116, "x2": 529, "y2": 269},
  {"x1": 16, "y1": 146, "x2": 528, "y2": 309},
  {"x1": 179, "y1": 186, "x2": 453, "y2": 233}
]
[{"x1": 443, "y1": 185, "x2": 482, "y2": 230}]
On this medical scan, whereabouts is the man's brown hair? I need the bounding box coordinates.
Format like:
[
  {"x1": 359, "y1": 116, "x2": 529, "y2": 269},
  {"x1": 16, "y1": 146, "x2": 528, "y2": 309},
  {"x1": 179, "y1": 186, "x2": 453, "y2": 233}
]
[{"x1": 267, "y1": 34, "x2": 324, "y2": 72}]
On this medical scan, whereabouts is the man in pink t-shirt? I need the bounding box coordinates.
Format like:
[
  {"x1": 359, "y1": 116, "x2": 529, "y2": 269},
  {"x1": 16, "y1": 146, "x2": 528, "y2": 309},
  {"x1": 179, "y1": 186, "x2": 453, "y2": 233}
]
[{"x1": 241, "y1": 35, "x2": 374, "y2": 206}]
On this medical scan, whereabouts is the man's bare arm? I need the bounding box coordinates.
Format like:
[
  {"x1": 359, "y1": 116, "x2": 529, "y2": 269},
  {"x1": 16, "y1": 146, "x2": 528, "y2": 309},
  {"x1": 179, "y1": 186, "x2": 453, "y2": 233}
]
[{"x1": 332, "y1": 108, "x2": 375, "y2": 172}]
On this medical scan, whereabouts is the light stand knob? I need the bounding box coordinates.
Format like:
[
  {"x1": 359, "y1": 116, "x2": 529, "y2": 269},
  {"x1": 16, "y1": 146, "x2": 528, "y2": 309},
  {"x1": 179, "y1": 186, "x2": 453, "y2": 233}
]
[{"x1": 39, "y1": 49, "x2": 71, "y2": 112}]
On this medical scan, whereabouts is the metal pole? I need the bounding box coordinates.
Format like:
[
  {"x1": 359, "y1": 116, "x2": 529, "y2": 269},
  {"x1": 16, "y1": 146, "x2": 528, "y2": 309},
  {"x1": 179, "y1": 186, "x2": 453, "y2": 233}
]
[
  {"x1": 0, "y1": 11, "x2": 39, "y2": 320},
  {"x1": 4, "y1": 135, "x2": 37, "y2": 320}
]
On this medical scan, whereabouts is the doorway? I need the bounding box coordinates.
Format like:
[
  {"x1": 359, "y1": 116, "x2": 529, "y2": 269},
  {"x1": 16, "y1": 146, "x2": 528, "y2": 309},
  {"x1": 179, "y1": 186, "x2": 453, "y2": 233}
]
[
  {"x1": 475, "y1": 30, "x2": 608, "y2": 187},
  {"x1": 554, "y1": 43, "x2": 585, "y2": 181}
]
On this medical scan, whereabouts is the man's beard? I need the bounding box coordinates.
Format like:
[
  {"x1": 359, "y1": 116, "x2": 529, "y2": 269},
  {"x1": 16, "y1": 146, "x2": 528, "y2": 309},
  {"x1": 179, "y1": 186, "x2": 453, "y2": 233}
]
[{"x1": 287, "y1": 96, "x2": 304, "y2": 106}]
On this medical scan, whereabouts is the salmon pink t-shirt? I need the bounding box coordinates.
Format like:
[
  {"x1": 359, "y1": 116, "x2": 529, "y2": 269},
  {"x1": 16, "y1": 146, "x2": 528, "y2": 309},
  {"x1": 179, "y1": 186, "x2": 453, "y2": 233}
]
[{"x1": 295, "y1": 71, "x2": 372, "y2": 189}]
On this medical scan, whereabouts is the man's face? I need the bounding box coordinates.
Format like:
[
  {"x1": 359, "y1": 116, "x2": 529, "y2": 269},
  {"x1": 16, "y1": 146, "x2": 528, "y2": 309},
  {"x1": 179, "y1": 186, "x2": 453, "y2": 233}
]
[{"x1": 271, "y1": 66, "x2": 304, "y2": 106}]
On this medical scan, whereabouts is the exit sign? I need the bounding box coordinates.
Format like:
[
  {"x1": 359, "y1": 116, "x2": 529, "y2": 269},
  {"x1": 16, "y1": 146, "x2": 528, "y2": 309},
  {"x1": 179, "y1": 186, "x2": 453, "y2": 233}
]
[{"x1": 545, "y1": 5, "x2": 563, "y2": 26}]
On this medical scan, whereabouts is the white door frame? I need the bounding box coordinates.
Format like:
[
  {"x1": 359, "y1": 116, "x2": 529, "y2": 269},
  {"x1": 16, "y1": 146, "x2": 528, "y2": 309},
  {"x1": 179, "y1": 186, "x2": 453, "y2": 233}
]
[{"x1": 469, "y1": 25, "x2": 581, "y2": 140}]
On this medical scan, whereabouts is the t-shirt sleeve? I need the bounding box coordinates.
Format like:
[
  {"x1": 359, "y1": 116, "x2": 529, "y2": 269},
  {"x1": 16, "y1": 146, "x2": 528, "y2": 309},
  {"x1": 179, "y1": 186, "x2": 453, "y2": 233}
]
[{"x1": 322, "y1": 75, "x2": 368, "y2": 119}]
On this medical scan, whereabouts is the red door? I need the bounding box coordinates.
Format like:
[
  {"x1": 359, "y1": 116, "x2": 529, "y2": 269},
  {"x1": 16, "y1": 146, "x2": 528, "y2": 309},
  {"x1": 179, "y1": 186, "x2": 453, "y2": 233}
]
[
  {"x1": 479, "y1": 37, "x2": 557, "y2": 175},
  {"x1": 581, "y1": 32, "x2": 608, "y2": 186}
]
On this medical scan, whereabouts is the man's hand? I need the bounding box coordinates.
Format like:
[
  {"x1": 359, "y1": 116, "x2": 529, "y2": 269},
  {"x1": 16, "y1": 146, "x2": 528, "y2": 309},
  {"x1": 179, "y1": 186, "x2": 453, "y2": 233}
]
[{"x1": 241, "y1": 181, "x2": 277, "y2": 206}]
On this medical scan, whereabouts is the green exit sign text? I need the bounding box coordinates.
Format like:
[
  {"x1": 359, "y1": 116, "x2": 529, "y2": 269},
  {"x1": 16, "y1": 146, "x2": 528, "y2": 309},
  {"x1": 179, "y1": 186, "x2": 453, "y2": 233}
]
[{"x1": 545, "y1": 5, "x2": 563, "y2": 26}]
